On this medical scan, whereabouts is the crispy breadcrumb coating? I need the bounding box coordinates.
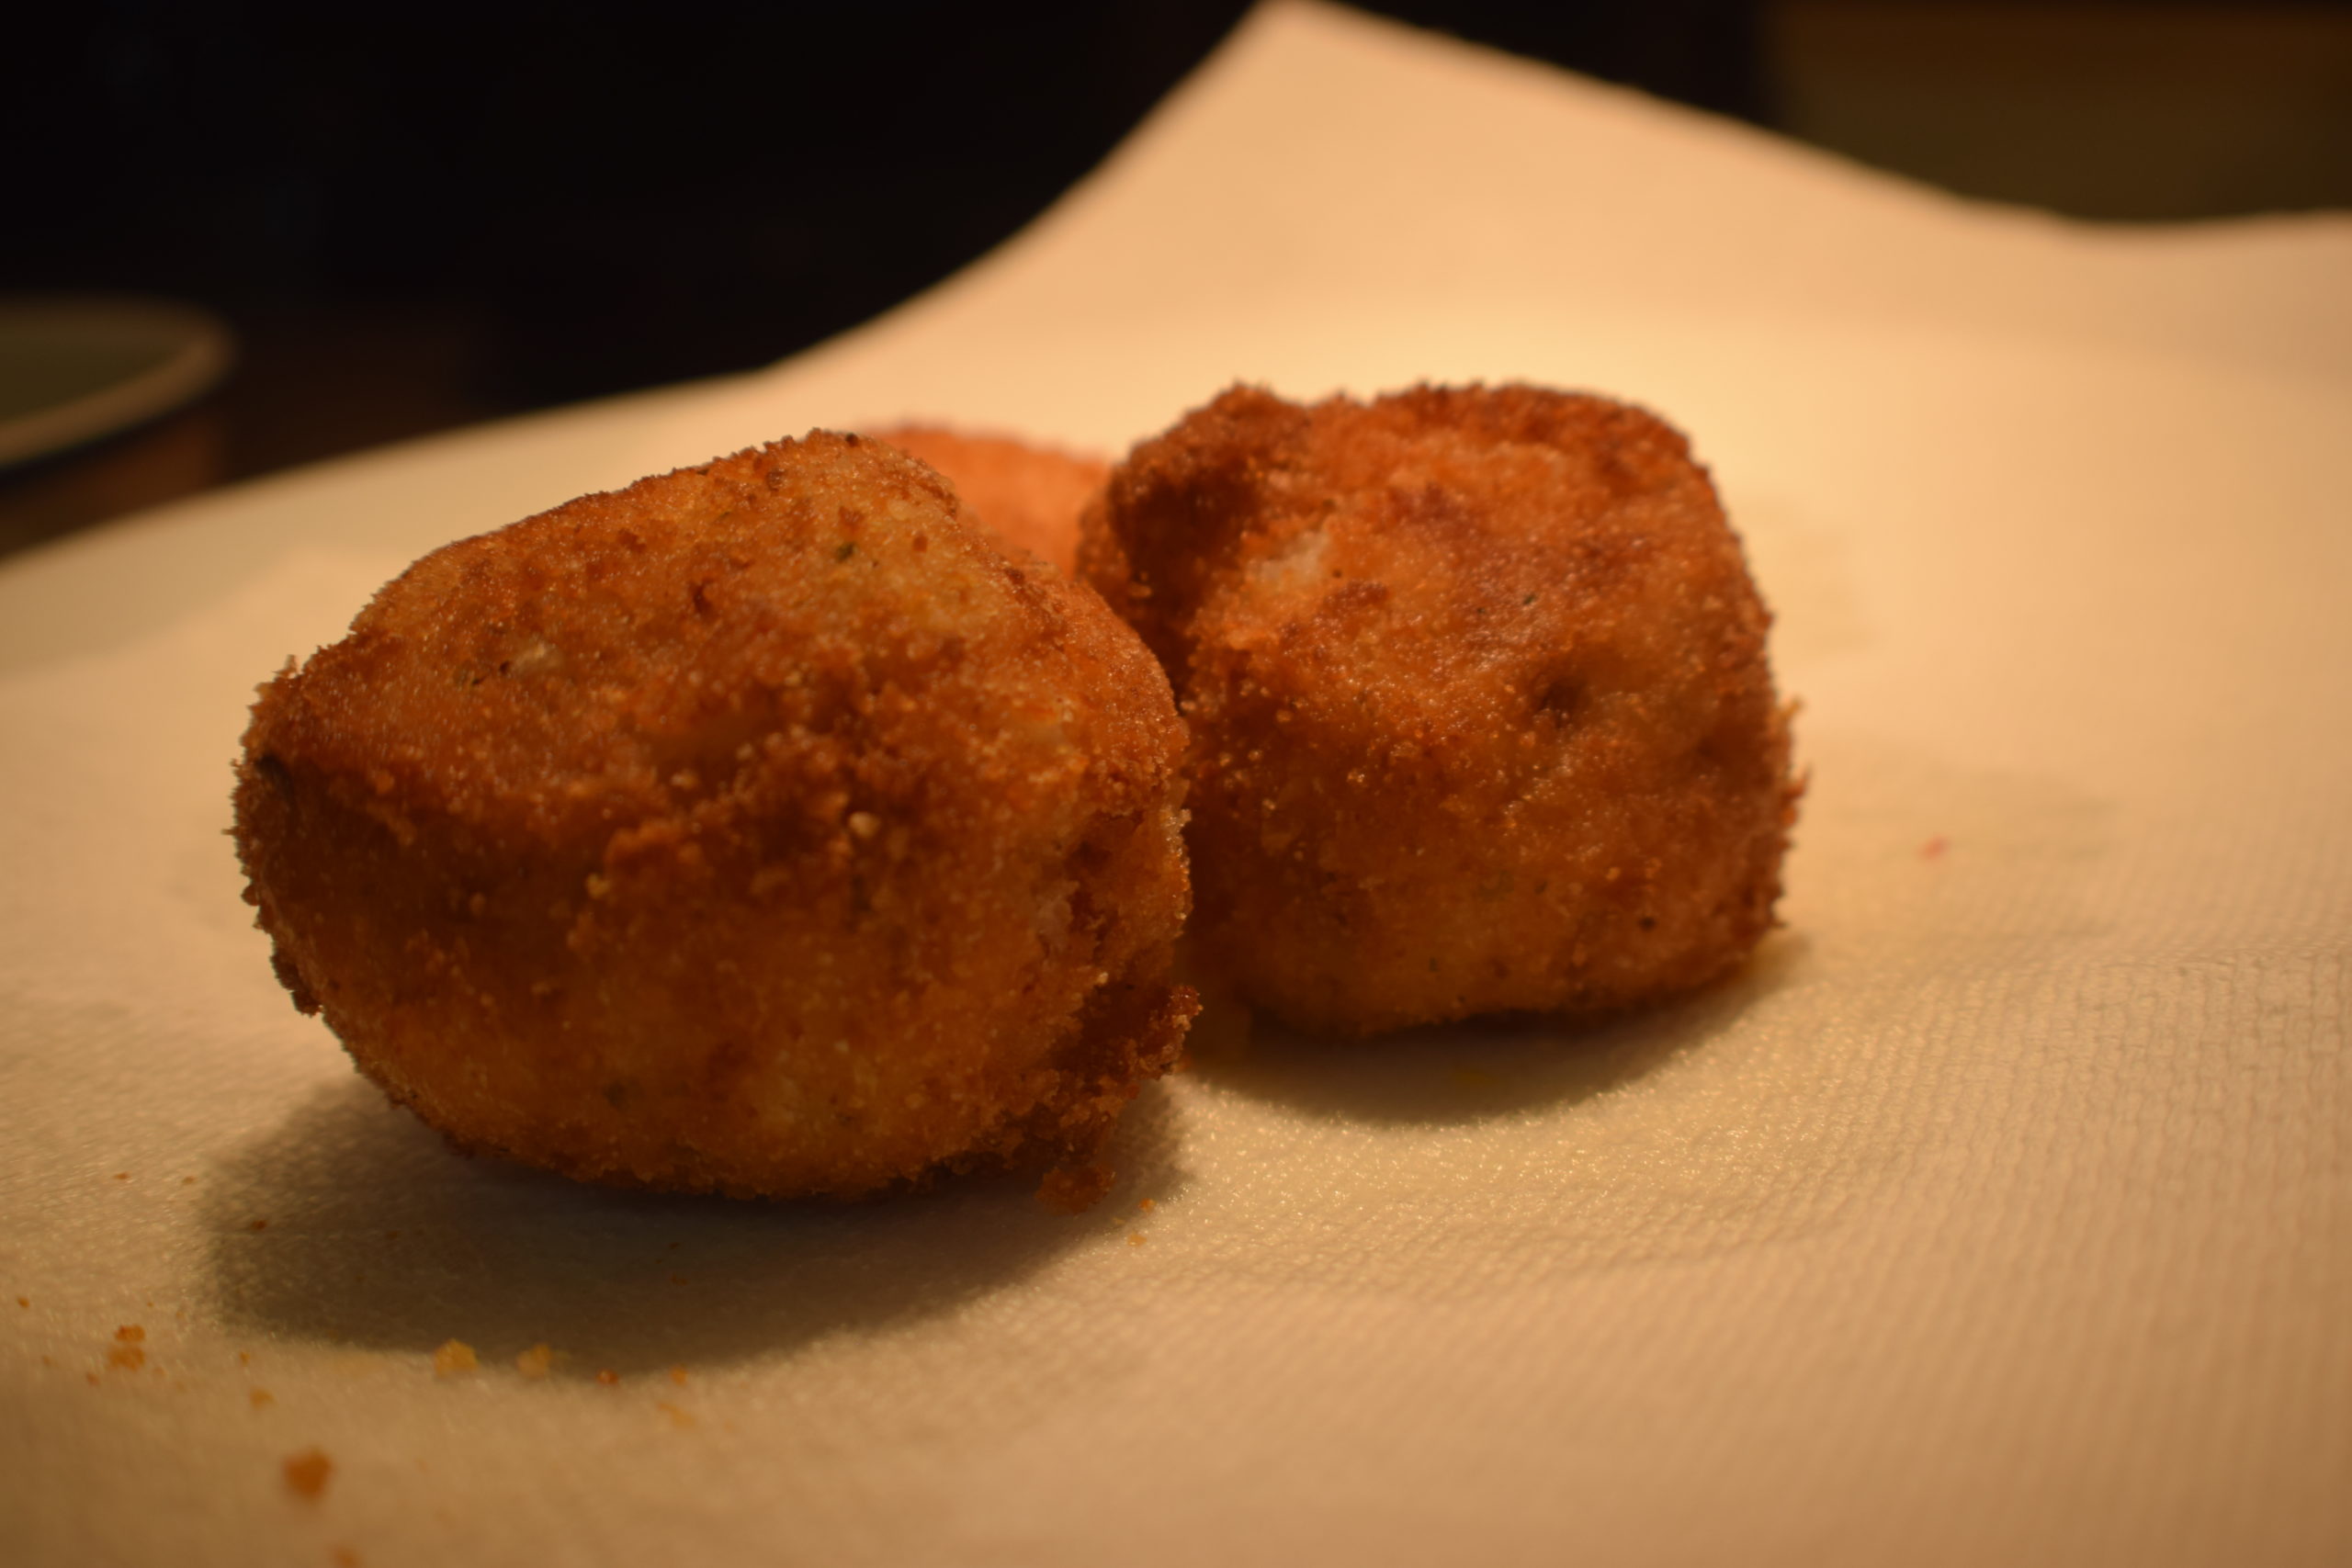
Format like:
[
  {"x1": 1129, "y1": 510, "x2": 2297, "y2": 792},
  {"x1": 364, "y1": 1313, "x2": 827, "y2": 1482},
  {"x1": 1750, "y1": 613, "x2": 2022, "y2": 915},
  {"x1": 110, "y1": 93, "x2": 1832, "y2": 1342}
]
[
  {"x1": 235, "y1": 433, "x2": 1193, "y2": 1204},
  {"x1": 867, "y1": 425, "x2": 1105, "y2": 575},
  {"x1": 1080, "y1": 384, "x2": 1797, "y2": 1036}
]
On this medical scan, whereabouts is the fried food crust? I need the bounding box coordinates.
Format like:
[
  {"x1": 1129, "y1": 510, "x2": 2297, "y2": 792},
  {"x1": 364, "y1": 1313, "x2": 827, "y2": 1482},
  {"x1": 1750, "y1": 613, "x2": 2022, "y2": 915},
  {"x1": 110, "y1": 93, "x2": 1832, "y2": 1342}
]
[
  {"x1": 235, "y1": 433, "x2": 1194, "y2": 1202},
  {"x1": 1080, "y1": 384, "x2": 1797, "y2": 1036},
  {"x1": 867, "y1": 426, "x2": 1105, "y2": 575}
]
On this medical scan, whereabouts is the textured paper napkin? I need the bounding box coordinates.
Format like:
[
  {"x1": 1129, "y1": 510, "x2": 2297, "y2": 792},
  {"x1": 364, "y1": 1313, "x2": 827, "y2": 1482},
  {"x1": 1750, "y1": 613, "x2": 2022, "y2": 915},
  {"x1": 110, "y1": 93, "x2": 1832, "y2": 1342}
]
[{"x1": 3, "y1": 6, "x2": 2346, "y2": 1564}]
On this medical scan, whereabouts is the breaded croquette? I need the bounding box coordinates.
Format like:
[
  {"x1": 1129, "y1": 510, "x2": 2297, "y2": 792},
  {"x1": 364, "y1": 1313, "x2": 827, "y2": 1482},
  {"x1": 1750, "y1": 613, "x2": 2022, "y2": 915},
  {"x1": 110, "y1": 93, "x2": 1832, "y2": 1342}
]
[
  {"x1": 234, "y1": 433, "x2": 1194, "y2": 1206},
  {"x1": 868, "y1": 425, "x2": 1105, "y2": 575},
  {"x1": 1080, "y1": 383, "x2": 1796, "y2": 1036}
]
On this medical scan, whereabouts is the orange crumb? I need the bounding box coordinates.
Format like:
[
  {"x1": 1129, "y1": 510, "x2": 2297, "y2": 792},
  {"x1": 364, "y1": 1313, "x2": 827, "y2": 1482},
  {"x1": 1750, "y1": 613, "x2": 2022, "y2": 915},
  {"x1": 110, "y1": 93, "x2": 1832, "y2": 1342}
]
[
  {"x1": 86, "y1": 1371, "x2": 99, "y2": 1386},
  {"x1": 239, "y1": 1351, "x2": 253, "y2": 1367},
  {"x1": 107, "y1": 1345, "x2": 147, "y2": 1371},
  {"x1": 656, "y1": 1401, "x2": 695, "y2": 1430},
  {"x1": 113, "y1": 1172, "x2": 130, "y2": 1181},
  {"x1": 248, "y1": 1220, "x2": 269, "y2": 1233},
  {"x1": 332, "y1": 1548, "x2": 363, "y2": 1567},
  {"x1": 183, "y1": 1176, "x2": 197, "y2": 1186},
  {"x1": 115, "y1": 1325, "x2": 144, "y2": 1342},
  {"x1": 283, "y1": 1448, "x2": 333, "y2": 1499},
  {"x1": 251, "y1": 1389, "x2": 276, "y2": 1409},
  {"x1": 1126, "y1": 1233, "x2": 1147, "y2": 1247},
  {"x1": 514, "y1": 1344, "x2": 555, "y2": 1380},
  {"x1": 1136, "y1": 1198, "x2": 1156, "y2": 1213},
  {"x1": 432, "y1": 1340, "x2": 478, "y2": 1378},
  {"x1": 40, "y1": 1355, "x2": 54, "y2": 1367},
  {"x1": 17, "y1": 1295, "x2": 30, "y2": 1308},
  {"x1": 595, "y1": 1369, "x2": 619, "y2": 1386},
  {"x1": 667, "y1": 1366, "x2": 688, "y2": 1386},
  {"x1": 1921, "y1": 835, "x2": 1950, "y2": 860}
]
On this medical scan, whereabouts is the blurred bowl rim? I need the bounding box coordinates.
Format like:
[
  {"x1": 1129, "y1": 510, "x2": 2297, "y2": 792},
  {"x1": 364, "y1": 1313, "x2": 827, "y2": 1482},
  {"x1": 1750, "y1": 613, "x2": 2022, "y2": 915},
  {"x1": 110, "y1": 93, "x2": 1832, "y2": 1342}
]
[{"x1": 0, "y1": 294, "x2": 236, "y2": 469}]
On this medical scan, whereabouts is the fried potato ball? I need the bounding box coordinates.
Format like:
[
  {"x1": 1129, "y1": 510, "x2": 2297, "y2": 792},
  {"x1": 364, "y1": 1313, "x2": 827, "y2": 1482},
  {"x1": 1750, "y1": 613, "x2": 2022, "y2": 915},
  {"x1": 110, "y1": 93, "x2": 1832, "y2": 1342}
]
[
  {"x1": 867, "y1": 425, "x2": 1106, "y2": 575},
  {"x1": 1080, "y1": 384, "x2": 1797, "y2": 1037},
  {"x1": 234, "y1": 433, "x2": 1194, "y2": 1206}
]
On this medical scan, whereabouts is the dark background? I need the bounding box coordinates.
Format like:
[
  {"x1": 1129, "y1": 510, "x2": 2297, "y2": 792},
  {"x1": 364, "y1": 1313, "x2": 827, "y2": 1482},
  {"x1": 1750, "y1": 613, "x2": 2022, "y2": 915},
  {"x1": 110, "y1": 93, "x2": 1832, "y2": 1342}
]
[{"x1": 5, "y1": 1, "x2": 2348, "y2": 550}]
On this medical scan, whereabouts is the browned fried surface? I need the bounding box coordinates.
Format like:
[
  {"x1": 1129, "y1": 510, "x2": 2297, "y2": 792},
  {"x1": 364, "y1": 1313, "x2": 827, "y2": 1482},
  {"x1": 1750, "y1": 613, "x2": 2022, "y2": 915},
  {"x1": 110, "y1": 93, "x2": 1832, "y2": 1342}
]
[
  {"x1": 1080, "y1": 384, "x2": 1797, "y2": 1036},
  {"x1": 868, "y1": 426, "x2": 1105, "y2": 575},
  {"x1": 235, "y1": 433, "x2": 1193, "y2": 1201}
]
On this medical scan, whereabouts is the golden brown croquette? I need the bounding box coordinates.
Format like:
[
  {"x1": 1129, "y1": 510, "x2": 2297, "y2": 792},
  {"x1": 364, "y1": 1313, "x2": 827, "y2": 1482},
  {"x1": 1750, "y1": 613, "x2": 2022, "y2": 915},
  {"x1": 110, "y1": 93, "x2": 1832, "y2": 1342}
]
[
  {"x1": 1080, "y1": 383, "x2": 1797, "y2": 1036},
  {"x1": 235, "y1": 433, "x2": 1194, "y2": 1205},
  {"x1": 866, "y1": 425, "x2": 1105, "y2": 576}
]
